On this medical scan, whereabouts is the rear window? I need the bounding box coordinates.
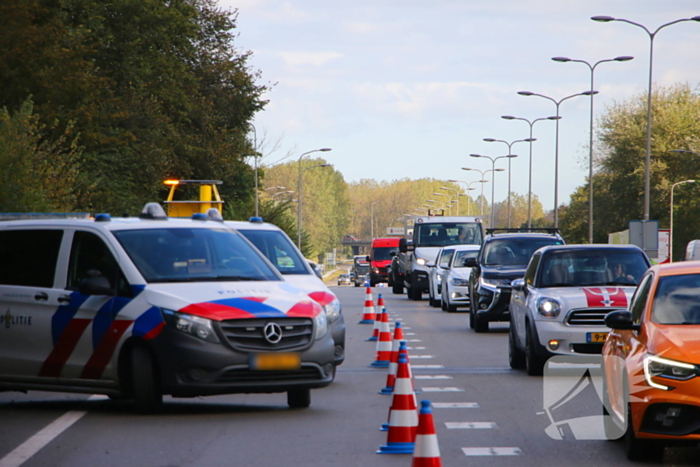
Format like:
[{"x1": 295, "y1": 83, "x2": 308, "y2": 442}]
[
  {"x1": 539, "y1": 249, "x2": 649, "y2": 288},
  {"x1": 483, "y1": 237, "x2": 562, "y2": 267}
]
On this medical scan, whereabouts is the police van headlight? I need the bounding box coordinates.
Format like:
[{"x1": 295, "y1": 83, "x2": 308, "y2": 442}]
[
  {"x1": 162, "y1": 309, "x2": 220, "y2": 343},
  {"x1": 323, "y1": 297, "x2": 342, "y2": 323},
  {"x1": 416, "y1": 257, "x2": 427, "y2": 266},
  {"x1": 314, "y1": 311, "x2": 329, "y2": 340}
]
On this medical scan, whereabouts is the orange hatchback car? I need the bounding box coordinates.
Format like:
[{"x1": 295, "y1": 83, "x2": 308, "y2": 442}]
[{"x1": 603, "y1": 262, "x2": 700, "y2": 460}]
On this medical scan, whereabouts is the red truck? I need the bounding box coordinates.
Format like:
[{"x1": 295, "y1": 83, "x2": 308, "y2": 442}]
[{"x1": 368, "y1": 237, "x2": 400, "y2": 286}]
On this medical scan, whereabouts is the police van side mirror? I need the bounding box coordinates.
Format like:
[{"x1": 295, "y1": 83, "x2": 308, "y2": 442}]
[
  {"x1": 78, "y1": 270, "x2": 115, "y2": 296},
  {"x1": 399, "y1": 237, "x2": 407, "y2": 253}
]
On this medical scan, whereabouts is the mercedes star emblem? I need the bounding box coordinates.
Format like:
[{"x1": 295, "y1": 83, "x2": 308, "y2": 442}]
[{"x1": 263, "y1": 322, "x2": 283, "y2": 344}]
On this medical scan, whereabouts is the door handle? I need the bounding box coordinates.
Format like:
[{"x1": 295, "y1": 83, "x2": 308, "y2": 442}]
[
  {"x1": 57, "y1": 295, "x2": 72, "y2": 304},
  {"x1": 34, "y1": 292, "x2": 49, "y2": 301}
]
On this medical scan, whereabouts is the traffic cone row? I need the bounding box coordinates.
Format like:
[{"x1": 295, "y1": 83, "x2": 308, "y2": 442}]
[
  {"x1": 367, "y1": 295, "x2": 385, "y2": 341},
  {"x1": 369, "y1": 304, "x2": 392, "y2": 368},
  {"x1": 357, "y1": 290, "x2": 442, "y2": 464},
  {"x1": 359, "y1": 287, "x2": 375, "y2": 324}
]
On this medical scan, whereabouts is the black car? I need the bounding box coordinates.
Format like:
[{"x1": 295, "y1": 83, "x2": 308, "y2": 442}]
[{"x1": 465, "y1": 228, "x2": 564, "y2": 333}]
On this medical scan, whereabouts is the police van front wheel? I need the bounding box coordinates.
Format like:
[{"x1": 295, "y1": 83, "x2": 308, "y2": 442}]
[
  {"x1": 131, "y1": 344, "x2": 163, "y2": 414},
  {"x1": 288, "y1": 388, "x2": 311, "y2": 408}
]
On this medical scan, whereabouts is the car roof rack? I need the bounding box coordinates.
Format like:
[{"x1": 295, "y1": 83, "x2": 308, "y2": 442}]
[{"x1": 485, "y1": 228, "x2": 560, "y2": 236}]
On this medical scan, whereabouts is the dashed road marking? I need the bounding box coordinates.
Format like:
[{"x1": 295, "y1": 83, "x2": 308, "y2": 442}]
[
  {"x1": 461, "y1": 447, "x2": 522, "y2": 456},
  {"x1": 405, "y1": 332, "x2": 416, "y2": 336},
  {"x1": 421, "y1": 387, "x2": 464, "y2": 392},
  {"x1": 432, "y1": 402, "x2": 479, "y2": 408},
  {"x1": 410, "y1": 355, "x2": 434, "y2": 359},
  {"x1": 411, "y1": 365, "x2": 444, "y2": 369},
  {"x1": 446, "y1": 422, "x2": 497, "y2": 429},
  {"x1": 407, "y1": 346, "x2": 426, "y2": 350},
  {"x1": 414, "y1": 375, "x2": 452, "y2": 380}
]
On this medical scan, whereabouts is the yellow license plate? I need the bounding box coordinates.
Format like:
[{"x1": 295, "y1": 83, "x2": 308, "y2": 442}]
[
  {"x1": 250, "y1": 352, "x2": 301, "y2": 370},
  {"x1": 587, "y1": 332, "x2": 608, "y2": 343}
]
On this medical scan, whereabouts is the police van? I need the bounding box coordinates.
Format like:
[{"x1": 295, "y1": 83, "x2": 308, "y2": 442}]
[
  {"x1": 226, "y1": 218, "x2": 345, "y2": 367},
  {"x1": 0, "y1": 204, "x2": 335, "y2": 413}
]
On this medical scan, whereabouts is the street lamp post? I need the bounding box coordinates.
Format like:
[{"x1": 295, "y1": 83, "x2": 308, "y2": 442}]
[
  {"x1": 297, "y1": 148, "x2": 332, "y2": 248},
  {"x1": 670, "y1": 179, "x2": 695, "y2": 262},
  {"x1": 501, "y1": 115, "x2": 561, "y2": 228},
  {"x1": 552, "y1": 55, "x2": 634, "y2": 243},
  {"x1": 433, "y1": 192, "x2": 451, "y2": 214},
  {"x1": 448, "y1": 179, "x2": 484, "y2": 217},
  {"x1": 483, "y1": 138, "x2": 536, "y2": 227},
  {"x1": 517, "y1": 90, "x2": 598, "y2": 228},
  {"x1": 592, "y1": 15, "x2": 700, "y2": 224},
  {"x1": 440, "y1": 186, "x2": 462, "y2": 215},
  {"x1": 469, "y1": 154, "x2": 517, "y2": 228},
  {"x1": 462, "y1": 167, "x2": 503, "y2": 216}
]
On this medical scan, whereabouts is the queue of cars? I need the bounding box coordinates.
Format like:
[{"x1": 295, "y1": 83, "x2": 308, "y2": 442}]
[{"x1": 0, "y1": 205, "x2": 342, "y2": 413}]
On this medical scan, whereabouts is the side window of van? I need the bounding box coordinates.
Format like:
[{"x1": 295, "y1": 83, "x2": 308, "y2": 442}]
[
  {"x1": 67, "y1": 231, "x2": 131, "y2": 297},
  {"x1": 0, "y1": 230, "x2": 63, "y2": 287}
]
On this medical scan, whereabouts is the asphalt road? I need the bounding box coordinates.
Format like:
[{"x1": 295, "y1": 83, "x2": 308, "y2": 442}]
[{"x1": 2, "y1": 285, "x2": 700, "y2": 466}]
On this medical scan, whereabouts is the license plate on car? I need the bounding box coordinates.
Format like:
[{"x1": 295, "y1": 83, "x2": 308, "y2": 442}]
[
  {"x1": 250, "y1": 352, "x2": 301, "y2": 370},
  {"x1": 586, "y1": 332, "x2": 608, "y2": 343}
]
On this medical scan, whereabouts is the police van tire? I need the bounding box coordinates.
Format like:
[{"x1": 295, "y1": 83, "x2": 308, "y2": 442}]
[
  {"x1": 287, "y1": 388, "x2": 311, "y2": 408},
  {"x1": 392, "y1": 279, "x2": 403, "y2": 294},
  {"x1": 131, "y1": 344, "x2": 162, "y2": 414}
]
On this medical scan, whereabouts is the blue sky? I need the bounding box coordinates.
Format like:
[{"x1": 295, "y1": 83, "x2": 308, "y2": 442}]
[{"x1": 219, "y1": 0, "x2": 700, "y2": 214}]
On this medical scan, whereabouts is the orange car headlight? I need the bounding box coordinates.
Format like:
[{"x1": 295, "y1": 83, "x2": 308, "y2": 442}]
[{"x1": 643, "y1": 354, "x2": 697, "y2": 391}]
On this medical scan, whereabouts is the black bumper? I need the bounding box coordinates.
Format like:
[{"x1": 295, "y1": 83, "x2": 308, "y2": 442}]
[{"x1": 474, "y1": 285, "x2": 512, "y2": 322}]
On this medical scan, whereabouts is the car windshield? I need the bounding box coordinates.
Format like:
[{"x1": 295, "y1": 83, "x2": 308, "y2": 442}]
[
  {"x1": 114, "y1": 227, "x2": 280, "y2": 283},
  {"x1": 483, "y1": 237, "x2": 562, "y2": 267},
  {"x1": 414, "y1": 222, "x2": 482, "y2": 247},
  {"x1": 539, "y1": 250, "x2": 648, "y2": 288},
  {"x1": 373, "y1": 246, "x2": 398, "y2": 260},
  {"x1": 237, "y1": 229, "x2": 309, "y2": 275},
  {"x1": 453, "y1": 249, "x2": 478, "y2": 268},
  {"x1": 652, "y1": 274, "x2": 700, "y2": 324}
]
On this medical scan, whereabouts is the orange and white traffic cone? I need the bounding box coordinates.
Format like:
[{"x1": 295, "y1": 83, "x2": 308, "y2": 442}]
[
  {"x1": 381, "y1": 341, "x2": 413, "y2": 430},
  {"x1": 411, "y1": 400, "x2": 442, "y2": 467},
  {"x1": 359, "y1": 287, "x2": 375, "y2": 324},
  {"x1": 367, "y1": 294, "x2": 385, "y2": 341},
  {"x1": 377, "y1": 353, "x2": 418, "y2": 454},
  {"x1": 379, "y1": 321, "x2": 405, "y2": 394},
  {"x1": 369, "y1": 305, "x2": 392, "y2": 368}
]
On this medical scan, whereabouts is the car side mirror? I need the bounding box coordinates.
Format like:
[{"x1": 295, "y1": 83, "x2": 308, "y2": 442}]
[
  {"x1": 78, "y1": 269, "x2": 115, "y2": 296},
  {"x1": 463, "y1": 257, "x2": 478, "y2": 268},
  {"x1": 389, "y1": 251, "x2": 396, "y2": 257},
  {"x1": 426, "y1": 262, "x2": 435, "y2": 268},
  {"x1": 604, "y1": 310, "x2": 640, "y2": 331},
  {"x1": 365, "y1": 255, "x2": 370, "y2": 262},
  {"x1": 511, "y1": 278, "x2": 525, "y2": 291},
  {"x1": 399, "y1": 237, "x2": 407, "y2": 253}
]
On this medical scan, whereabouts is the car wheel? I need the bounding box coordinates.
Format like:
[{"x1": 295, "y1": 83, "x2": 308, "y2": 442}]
[
  {"x1": 392, "y1": 276, "x2": 404, "y2": 294},
  {"x1": 508, "y1": 322, "x2": 525, "y2": 369},
  {"x1": 624, "y1": 403, "x2": 663, "y2": 461},
  {"x1": 408, "y1": 281, "x2": 421, "y2": 300},
  {"x1": 468, "y1": 295, "x2": 476, "y2": 329},
  {"x1": 131, "y1": 344, "x2": 162, "y2": 414},
  {"x1": 474, "y1": 311, "x2": 488, "y2": 332},
  {"x1": 525, "y1": 322, "x2": 545, "y2": 376},
  {"x1": 288, "y1": 388, "x2": 311, "y2": 408}
]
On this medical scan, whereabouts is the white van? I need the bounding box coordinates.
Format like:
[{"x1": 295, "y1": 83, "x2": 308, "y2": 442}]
[
  {"x1": 686, "y1": 240, "x2": 700, "y2": 261},
  {"x1": 0, "y1": 204, "x2": 335, "y2": 412},
  {"x1": 227, "y1": 218, "x2": 345, "y2": 367}
]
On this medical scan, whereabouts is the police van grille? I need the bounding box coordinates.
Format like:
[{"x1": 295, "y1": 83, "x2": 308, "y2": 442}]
[
  {"x1": 219, "y1": 318, "x2": 313, "y2": 352},
  {"x1": 566, "y1": 308, "x2": 620, "y2": 326}
]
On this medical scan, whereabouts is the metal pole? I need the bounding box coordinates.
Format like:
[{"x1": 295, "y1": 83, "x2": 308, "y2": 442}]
[{"x1": 670, "y1": 180, "x2": 695, "y2": 262}]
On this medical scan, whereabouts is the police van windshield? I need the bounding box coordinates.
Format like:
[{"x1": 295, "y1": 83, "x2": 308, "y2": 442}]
[
  {"x1": 414, "y1": 223, "x2": 482, "y2": 247},
  {"x1": 237, "y1": 229, "x2": 310, "y2": 275},
  {"x1": 114, "y1": 228, "x2": 281, "y2": 283}
]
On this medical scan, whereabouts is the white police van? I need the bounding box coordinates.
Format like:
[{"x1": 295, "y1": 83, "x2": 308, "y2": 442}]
[
  {"x1": 0, "y1": 204, "x2": 335, "y2": 412},
  {"x1": 227, "y1": 218, "x2": 345, "y2": 367}
]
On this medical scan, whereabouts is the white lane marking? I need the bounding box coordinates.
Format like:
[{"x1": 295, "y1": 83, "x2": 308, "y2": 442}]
[
  {"x1": 411, "y1": 365, "x2": 444, "y2": 369},
  {"x1": 421, "y1": 387, "x2": 464, "y2": 392},
  {"x1": 405, "y1": 332, "x2": 416, "y2": 336},
  {"x1": 462, "y1": 447, "x2": 522, "y2": 456},
  {"x1": 0, "y1": 395, "x2": 105, "y2": 467},
  {"x1": 432, "y1": 402, "x2": 479, "y2": 408},
  {"x1": 414, "y1": 375, "x2": 453, "y2": 380},
  {"x1": 402, "y1": 327, "x2": 412, "y2": 330},
  {"x1": 446, "y1": 422, "x2": 497, "y2": 429},
  {"x1": 409, "y1": 355, "x2": 434, "y2": 359},
  {"x1": 407, "y1": 347, "x2": 426, "y2": 350},
  {"x1": 406, "y1": 339, "x2": 422, "y2": 342}
]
